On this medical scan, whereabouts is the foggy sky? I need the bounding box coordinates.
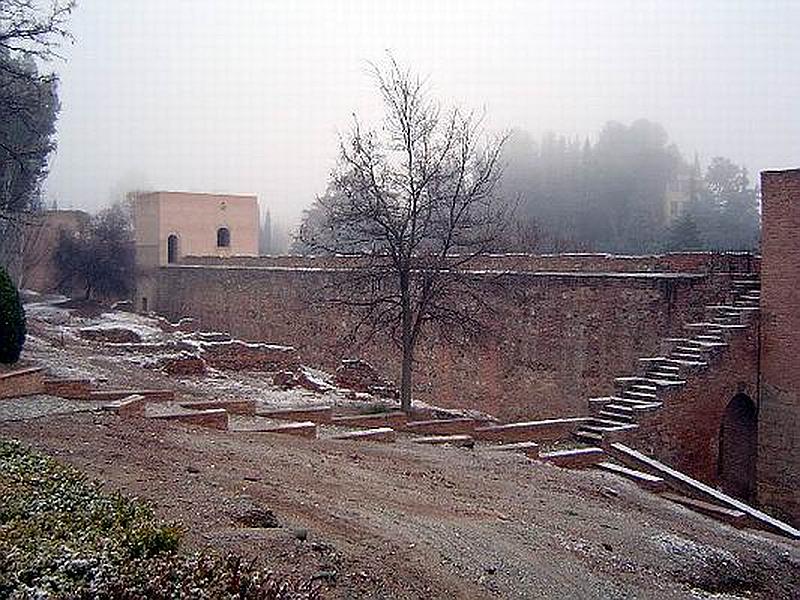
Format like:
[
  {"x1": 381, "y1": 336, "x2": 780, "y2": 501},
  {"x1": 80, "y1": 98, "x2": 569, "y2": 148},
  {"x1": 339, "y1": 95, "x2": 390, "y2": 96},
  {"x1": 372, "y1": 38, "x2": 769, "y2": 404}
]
[{"x1": 44, "y1": 0, "x2": 800, "y2": 227}]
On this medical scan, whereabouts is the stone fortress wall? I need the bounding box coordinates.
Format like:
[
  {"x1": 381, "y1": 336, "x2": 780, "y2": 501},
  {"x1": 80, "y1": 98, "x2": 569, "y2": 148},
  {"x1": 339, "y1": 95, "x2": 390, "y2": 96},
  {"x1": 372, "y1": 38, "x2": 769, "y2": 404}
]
[{"x1": 152, "y1": 252, "x2": 756, "y2": 420}]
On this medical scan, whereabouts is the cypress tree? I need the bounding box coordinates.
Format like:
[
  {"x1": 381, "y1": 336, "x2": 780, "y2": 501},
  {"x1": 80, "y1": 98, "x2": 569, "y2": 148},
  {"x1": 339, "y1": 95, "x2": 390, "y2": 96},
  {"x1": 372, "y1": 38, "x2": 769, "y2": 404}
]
[{"x1": 0, "y1": 267, "x2": 26, "y2": 364}]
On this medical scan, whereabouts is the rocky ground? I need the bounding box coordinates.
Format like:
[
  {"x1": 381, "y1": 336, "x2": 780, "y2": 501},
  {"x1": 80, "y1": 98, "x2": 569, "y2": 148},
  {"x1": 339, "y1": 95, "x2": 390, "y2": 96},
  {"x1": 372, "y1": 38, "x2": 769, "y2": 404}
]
[{"x1": 0, "y1": 296, "x2": 798, "y2": 599}]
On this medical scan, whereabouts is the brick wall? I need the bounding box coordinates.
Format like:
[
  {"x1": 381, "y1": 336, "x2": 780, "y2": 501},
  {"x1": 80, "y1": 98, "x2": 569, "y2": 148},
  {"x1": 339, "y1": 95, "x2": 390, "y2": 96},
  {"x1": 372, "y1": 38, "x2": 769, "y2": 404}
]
[
  {"x1": 759, "y1": 169, "x2": 800, "y2": 526},
  {"x1": 153, "y1": 259, "x2": 745, "y2": 420}
]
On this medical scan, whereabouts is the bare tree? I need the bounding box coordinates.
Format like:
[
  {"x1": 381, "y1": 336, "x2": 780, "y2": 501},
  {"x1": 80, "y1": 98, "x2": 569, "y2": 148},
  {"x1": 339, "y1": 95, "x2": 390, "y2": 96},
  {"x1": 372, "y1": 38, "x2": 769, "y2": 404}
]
[{"x1": 300, "y1": 58, "x2": 511, "y2": 412}]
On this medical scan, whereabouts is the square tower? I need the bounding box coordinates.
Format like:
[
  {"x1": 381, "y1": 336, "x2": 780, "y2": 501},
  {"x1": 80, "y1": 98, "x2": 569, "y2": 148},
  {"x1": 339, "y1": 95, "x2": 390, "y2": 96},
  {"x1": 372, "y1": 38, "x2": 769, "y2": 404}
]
[
  {"x1": 759, "y1": 169, "x2": 800, "y2": 526},
  {"x1": 134, "y1": 191, "x2": 259, "y2": 268}
]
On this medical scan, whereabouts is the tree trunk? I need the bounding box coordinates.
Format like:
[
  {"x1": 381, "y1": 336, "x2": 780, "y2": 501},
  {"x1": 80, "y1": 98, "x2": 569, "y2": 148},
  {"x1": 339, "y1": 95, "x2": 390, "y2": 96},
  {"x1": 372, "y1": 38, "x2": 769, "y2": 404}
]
[
  {"x1": 399, "y1": 277, "x2": 414, "y2": 413},
  {"x1": 400, "y1": 340, "x2": 413, "y2": 413}
]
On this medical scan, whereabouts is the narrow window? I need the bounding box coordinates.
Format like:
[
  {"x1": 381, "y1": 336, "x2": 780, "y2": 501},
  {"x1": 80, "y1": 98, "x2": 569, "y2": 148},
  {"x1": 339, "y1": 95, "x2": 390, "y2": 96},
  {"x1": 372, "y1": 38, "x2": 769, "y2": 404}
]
[
  {"x1": 141, "y1": 297, "x2": 148, "y2": 312},
  {"x1": 217, "y1": 227, "x2": 231, "y2": 248},
  {"x1": 167, "y1": 234, "x2": 179, "y2": 264}
]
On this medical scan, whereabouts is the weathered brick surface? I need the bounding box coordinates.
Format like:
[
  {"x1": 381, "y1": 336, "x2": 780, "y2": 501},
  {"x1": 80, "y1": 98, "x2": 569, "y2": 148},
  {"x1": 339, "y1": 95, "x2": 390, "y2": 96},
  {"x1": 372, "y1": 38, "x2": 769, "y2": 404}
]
[
  {"x1": 199, "y1": 340, "x2": 298, "y2": 371},
  {"x1": 474, "y1": 417, "x2": 591, "y2": 443},
  {"x1": 403, "y1": 418, "x2": 479, "y2": 435},
  {"x1": 334, "y1": 359, "x2": 399, "y2": 398},
  {"x1": 150, "y1": 408, "x2": 229, "y2": 430},
  {"x1": 155, "y1": 353, "x2": 208, "y2": 376},
  {"x1": 242, "y1": 421, "x2": 317, "y2": 438},
  {"x1": 115, "y1": 394, "x2": 147, "y2": 417},
  {"x1": 0, "y1": 367, "x2": 45, "y2": 399},
  {"x1": 154, "y1": 260, "x2": 746, "y2": 420},
  {"x1": 331, "y1": 411, "x2": 408, "y2": 429},
  {"x1": 256, "y1": 406, "x2": 333, "y2": 423},
  {"x1": 411, "y1": 434, "x2": 475, "y2": 448},
  {"x1": 78, "y1": 327, "x2": 142, "y2": 344},
  {"x1": 43, "y1": 378, "x2": 92, "y2": 399},
  {"x1": 759, "y1": 169, "x2": 800, "y2": 525}
]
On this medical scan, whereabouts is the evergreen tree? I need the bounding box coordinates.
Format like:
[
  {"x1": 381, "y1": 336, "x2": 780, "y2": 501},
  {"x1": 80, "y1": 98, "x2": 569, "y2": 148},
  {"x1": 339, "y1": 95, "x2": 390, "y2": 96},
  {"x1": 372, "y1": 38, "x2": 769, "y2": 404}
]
[
  {"x1": 0, "y1": 266, "x2": 26, "y2": 364},
  {"x1": 259, "y1": 208, "x2": 272, "y2": 254},
  {"x1": 667, "y1": 212, "x2": 703, "y2": 251}
]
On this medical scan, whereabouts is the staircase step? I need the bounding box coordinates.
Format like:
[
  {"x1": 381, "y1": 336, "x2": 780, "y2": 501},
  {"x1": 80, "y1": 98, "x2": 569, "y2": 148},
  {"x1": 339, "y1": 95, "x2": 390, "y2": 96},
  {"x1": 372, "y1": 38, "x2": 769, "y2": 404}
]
[
  {"x1": 659, "y1": 358, "x2": 708, "y2": 367},
  {"x1": 331, "y1": 411, "x2": 407, "y2": 429},
  {"x1": 596, "y1": 461, "x2": 667, "y2": 491},
  {"x1": 694, "y1": 335, "x2": 725, "y2": 343},
  {"x1": 603, "y1": 404, "x2": 634, "y2": 413},
  {"x1": 331, "y1": 427, "x2": 396, "y2": 443},
  {"x1": 541, "y1": 447, "x2": 605, "y2": 468},
  {"x1": 616, "y1": 376, "x2": 684, "y2": 388},
  {"x1": 486, "y1": 441, "x2": 540, "y2": 458},
  {"x1": 574, "y1": 430, "x2": 603, "y2": 443},
  {"x1": 608, "y1": 398, "x2": 662, "y2": 411},
  {"x1": 685, "y1": 339, "x2": 727, "y2": 348},
  {"x1": 581, "y1": 423, "x2": 633, "y2": 434},
  {"x1": 236, "y1": 420, "x2": 317, "y2": 438},
  {"x1": 622, "y1": 390, "x2": 658, "y2": 401},
  {"x1": 660, "y1": 492, "x2": 748, "y2": 528},
  {"x1": 412, "y1": 434, "x2": 474, "y2": 448},
  {"x1": 608, "y1": 443, "x2": 800, "y2": 540},
  {"x1": 647, "y1": 371, "x2": 682, "y2": 381},
  {"x1": 599, "y1": 410, "x2": 634, "y2": 422},
  {"x1": 671, "y1": 352, "x2": 704, "y2": 361},
  {"x1": 673, "y1": 347, "x2": 705, "y2": 356}
]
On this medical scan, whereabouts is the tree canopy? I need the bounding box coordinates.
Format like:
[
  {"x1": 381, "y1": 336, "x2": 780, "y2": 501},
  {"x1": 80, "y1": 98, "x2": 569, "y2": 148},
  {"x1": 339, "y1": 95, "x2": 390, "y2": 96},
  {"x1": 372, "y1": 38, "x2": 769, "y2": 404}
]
[
  {"x1": 300, "y1": 58, "x2": 510, "y2": 411},
  {"x1": 0, "y1": 0, "x2": 74, "y2": 276},
  {"x1": 498, "y1": 123, "x2": 759, "y2": 253}
]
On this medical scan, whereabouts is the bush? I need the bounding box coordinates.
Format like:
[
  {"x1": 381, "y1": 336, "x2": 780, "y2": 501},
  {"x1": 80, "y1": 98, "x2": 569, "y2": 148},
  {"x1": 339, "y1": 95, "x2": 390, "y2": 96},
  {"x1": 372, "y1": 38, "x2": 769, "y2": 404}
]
[
  {"x1": 0, "y1": 267, "x2": 26, "y2": 364},
  {"x1": 0, "y1": 440, "x2": 317, "y2": 599}
]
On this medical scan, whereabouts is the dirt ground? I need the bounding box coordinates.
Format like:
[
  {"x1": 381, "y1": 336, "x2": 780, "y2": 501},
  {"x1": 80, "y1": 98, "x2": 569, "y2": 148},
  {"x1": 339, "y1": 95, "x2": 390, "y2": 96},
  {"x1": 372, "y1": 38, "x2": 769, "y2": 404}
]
[
  {"x1": 1, "y1": 298, "x2": 798, "y2": 599},
  {"x1": 1, "y1": 411, "x2": 797, "y2": 599}
]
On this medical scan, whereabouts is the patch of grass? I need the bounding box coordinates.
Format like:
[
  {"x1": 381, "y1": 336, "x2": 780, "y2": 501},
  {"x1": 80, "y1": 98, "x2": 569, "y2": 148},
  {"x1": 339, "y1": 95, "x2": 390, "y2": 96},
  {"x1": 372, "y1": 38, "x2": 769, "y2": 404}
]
[{"x1": 0, "y1": 439, "x2": 317, "y2": 599}]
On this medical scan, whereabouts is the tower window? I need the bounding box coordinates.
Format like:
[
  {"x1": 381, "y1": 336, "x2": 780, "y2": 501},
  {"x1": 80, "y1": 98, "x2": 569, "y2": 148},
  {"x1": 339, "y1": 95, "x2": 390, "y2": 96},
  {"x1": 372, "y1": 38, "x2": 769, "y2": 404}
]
[
  {"x1": 217, "y1": 227, "x2": 231, "y2": 248},
  {"x1": 167, "y1": 234, "x2": 179, "y2": 264}
]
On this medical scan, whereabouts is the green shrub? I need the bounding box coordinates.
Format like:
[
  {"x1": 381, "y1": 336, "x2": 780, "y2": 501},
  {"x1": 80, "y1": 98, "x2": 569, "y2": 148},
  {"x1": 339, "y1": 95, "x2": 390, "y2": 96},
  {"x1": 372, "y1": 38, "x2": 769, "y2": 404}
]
[
  {"x1": 0, "y1": 267, "x2": 26, "y2": 364},
  {"x1": 0, "y1": 440, "x2": 317, "y2": 599}
]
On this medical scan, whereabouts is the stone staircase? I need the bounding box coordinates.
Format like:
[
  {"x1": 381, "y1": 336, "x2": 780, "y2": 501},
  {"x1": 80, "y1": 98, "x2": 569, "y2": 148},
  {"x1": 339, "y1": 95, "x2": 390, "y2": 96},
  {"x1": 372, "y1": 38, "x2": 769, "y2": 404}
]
[{"x1": 574, "y1": 272, "x2": 760, "y2": 445}]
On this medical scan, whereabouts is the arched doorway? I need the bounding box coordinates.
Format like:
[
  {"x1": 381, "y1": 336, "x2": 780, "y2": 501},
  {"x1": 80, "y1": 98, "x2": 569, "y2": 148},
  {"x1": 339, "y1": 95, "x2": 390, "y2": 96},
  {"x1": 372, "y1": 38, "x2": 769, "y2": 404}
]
[
  {"x1": 718, "y1": 393, "x2": 757, "y2": 502},
  {"x1": 216, "y1": 227, "x2": 230, "y2": 248},
  {"x1": 167, "y1": 234, "x2": 179, "y2": 264}
]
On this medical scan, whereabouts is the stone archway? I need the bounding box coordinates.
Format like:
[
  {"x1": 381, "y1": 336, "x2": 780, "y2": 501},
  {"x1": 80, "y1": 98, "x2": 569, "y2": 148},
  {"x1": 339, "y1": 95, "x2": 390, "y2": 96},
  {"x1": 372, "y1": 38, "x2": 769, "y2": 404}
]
[{"x1": 718, "y1": 393, "x2": 757, "y2": 502}]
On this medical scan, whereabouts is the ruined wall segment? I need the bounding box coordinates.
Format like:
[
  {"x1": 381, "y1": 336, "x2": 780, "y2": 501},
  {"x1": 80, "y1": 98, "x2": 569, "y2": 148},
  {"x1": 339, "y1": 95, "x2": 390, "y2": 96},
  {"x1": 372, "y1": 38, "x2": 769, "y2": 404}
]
[{"x1": 759, "y1": 169, "x2": 800, "y2": 525}]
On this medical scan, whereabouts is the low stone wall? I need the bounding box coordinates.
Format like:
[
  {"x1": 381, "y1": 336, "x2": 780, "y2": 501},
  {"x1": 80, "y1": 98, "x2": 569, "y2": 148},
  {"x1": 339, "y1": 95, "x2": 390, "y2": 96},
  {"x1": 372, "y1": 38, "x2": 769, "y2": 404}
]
[
  {"x1": 43, "y1": 378, "x2": 92, "y2": 399},
  {"x1": 0, "y1": 367, "x2": 45, "y2": 399}
]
